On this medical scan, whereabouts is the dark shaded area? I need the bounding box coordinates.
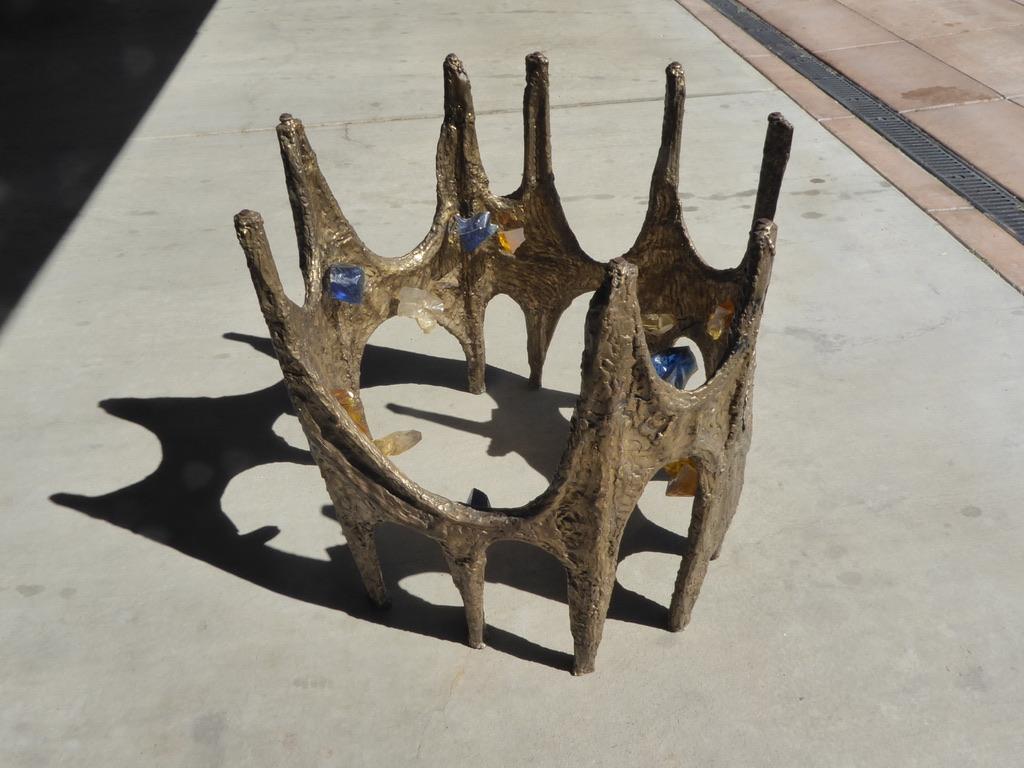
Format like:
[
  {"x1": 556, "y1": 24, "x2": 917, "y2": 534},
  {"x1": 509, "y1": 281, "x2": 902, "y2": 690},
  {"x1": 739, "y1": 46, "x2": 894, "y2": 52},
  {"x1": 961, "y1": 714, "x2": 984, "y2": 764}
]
[
  {"x1": 0, "y1": 0, "x2": 218, "y2": 326},
  {"x1": 52, "y1": 334, "x2": 688, "y2": 671},
  {"x1": 386, "y1": 375, "x2": 576, "y2": 481}
]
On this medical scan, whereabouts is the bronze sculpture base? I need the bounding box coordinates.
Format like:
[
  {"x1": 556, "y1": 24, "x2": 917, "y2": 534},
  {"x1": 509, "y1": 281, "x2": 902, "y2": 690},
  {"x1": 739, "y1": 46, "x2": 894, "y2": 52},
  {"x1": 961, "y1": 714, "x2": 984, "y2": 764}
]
[{"x1": 233, "y1": 53, "x2": 792, "y2": 674}]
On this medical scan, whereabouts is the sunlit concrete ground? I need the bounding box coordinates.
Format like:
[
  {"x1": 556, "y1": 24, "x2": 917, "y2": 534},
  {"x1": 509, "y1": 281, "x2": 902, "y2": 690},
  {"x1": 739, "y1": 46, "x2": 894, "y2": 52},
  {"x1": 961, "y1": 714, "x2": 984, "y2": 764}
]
[{"x1": 2, "y1": 0, "x2": 1023, "y2": 765}]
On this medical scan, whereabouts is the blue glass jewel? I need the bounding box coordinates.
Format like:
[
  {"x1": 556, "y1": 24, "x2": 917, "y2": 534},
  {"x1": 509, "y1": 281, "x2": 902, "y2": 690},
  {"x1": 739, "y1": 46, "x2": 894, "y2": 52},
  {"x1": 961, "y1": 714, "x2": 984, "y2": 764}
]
[
  {"x1": 652, "y1": 346, "x2": 698, "y2": 389},
  {"x1": 455, "y1": 211, "x2": 498, "y2": 252},
  {"x1": 327, "y1": 264, "x2": 365, "y2": 303}
]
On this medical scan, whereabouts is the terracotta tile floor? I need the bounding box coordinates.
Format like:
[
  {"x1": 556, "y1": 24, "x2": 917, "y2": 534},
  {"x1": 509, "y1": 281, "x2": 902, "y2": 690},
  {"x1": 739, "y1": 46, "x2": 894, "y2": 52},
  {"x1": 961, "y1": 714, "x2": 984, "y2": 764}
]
[
  {"x1": 740, "y1": 0, "x2": 898, "y2": 51},
  {"x1": 913, "y1": 26, "x2": 1024, "y2": 98},
  {"x1": 820, "y1": 41, "x2": 1001, "y2": 112},
  {"x1": 837, "y1": 0, "x2": 1024, "y2": 42},
  {"x1": 677, "y1": 0, "x2": 1024, "y2": 291}
]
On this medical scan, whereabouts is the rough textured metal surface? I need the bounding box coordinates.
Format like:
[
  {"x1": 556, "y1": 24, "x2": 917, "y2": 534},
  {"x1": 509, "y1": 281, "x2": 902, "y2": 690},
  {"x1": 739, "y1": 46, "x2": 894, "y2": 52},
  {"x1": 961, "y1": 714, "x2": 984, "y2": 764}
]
[{"x1": 233, "y1": 53, "x2": 792, "y2": 674}]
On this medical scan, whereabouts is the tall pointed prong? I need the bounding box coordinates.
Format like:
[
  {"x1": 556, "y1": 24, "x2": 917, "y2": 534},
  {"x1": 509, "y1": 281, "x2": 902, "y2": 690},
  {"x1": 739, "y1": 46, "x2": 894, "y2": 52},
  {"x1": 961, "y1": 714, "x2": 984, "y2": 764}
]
[
  {"x1": 751, "y1": 112, "x2": 794, "y2": 226},
  {"x1": 443, "y1": 53, "x2": 473, "y2": 126},
  {"x1": 443, "y1": 53, "x2": 488, "y2": 210},
  {"x1": 520, "y1": 52, "x2": 553, "y2": 193},
  {"x1": 652, "y1": 62, "x2": 686, "y2": 198},
  {"x1": 234, "y1": 210, "x2": 299, "y2": 329},
  {"x1": 276, "y1": 113, "x2": 369, "y2": 305},
  {"x1": 628, "y1": 63, "x2": 688, "y2": 258}
]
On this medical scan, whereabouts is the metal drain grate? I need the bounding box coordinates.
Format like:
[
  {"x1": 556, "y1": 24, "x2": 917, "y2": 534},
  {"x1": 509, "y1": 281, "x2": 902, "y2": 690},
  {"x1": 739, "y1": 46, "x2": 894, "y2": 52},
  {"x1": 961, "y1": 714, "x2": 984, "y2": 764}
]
[{"x1": 703, "y1": 0, "x2": 1024, "y2": 243}]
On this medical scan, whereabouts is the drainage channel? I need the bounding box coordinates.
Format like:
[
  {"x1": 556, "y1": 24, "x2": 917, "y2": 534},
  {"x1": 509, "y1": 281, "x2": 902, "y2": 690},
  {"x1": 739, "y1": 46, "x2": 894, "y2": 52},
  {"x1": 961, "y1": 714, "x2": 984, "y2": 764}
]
[{"x1": 703, "y1": 0, "x2": 1024, "y2": 244}]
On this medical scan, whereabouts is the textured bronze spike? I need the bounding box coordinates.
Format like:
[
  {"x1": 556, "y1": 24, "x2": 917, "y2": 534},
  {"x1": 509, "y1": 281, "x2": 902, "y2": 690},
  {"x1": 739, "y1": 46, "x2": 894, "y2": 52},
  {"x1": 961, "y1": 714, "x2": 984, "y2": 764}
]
[
  {"x1": 439, "y1": 53, "x2": 491, "y2": 393},
  {"x1": 276, "y1": 114, "x2": 371, "y2": 305},
  {"x1": 232, "y1": 56, "x2": 790, "y2": 674},
  {"x1": 752, "y1": 112, "x2": 794, "y2": 226},
  {"x1": 563, "y1": 258, "x2": 652, "y2": 674},
  {"x1": 274, "y1": 114, "x2": 319, "y2": 297},
  {"x1": 234, "y1": 210, "x2": 298, "y2": 323},
  {"x1": 443, "y1": 53, "x2": 489, "y2": 213},
  {"x1": 501, "y1": 52, "x2": 605, "y2": 386},
  {"x1": 442, "y1": 53, "x2": 470, "y2": 124},
  {"x1": 519, "y1": 52, "x2": 553, "y2": 193},
  {"x1": 627, "y1": 61, "x2": 692, "y2": 263},
  {"x1": 654, "y1": 62, "x2": 686, "y2": 194},
  {"x1": 432, "y1": 107, "x2": 462, "y2": 217}
]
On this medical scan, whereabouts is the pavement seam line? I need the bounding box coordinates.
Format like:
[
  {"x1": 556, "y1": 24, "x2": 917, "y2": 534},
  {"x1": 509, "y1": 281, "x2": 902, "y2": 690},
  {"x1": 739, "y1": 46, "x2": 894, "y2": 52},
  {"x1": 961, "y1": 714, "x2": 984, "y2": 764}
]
[
  {"x1": 132, "y1": 88, "x2": 777, "y2": 143},
  {"x1": 897, "y1": 97, "x2": 1007, "y2": 114}
]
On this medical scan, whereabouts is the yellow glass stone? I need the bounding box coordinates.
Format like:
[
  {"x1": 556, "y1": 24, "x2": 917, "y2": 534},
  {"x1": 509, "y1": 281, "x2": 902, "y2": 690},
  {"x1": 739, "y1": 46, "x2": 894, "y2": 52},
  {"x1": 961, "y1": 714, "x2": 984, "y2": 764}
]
[
  {"x1": 642, "y1": 312, "x2": 675, "y2": 335},
  {"x1": 497, "y1": 227, "x2": 526, "y2": 254},
  {"x1": 664, "y1": 457, "x2": 698, "y2": 497},
  {"x1": 373, "y1": 429, "x2": 422, "y2": 457},
  {"x1": 332, "y1": 388, "x2": 371, "y2": 436},
  {"x1": 706, "y1": 298, "x2": 736, "y2": 340}
]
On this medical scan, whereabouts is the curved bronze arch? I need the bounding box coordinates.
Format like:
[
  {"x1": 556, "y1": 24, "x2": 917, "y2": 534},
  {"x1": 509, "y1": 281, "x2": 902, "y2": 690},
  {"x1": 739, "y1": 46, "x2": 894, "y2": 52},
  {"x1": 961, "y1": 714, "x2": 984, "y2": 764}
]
[{"x1": 233, "y1": 53, "x2": 792, "y2": 674}]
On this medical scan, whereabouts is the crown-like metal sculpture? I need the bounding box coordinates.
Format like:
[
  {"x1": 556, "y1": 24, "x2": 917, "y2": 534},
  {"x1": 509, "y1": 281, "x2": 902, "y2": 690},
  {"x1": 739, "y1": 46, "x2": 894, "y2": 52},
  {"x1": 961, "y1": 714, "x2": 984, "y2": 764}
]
[{"x1": 233, "y1": 53, "x2": 792, "y2": 674}]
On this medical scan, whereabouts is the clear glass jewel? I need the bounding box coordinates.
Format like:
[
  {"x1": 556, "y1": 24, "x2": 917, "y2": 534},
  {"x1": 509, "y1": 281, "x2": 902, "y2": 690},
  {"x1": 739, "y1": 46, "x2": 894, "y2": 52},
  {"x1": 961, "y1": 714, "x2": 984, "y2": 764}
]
[
  {"x1": 642, "y1": 313, "x2": 675, "y2": 335},
  {"x1": 497, "y1": 227, "x2": 526, "y2": 254},
  {"x1": 397, "y1": 286, "x2": 445, "y2": 333}
]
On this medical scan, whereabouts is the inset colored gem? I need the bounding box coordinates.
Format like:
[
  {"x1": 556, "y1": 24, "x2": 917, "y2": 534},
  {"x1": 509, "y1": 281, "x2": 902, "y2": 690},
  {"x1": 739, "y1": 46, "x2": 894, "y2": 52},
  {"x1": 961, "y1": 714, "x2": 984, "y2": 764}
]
[
  {"x1": 327, "y1": 264, "x2": 365, "y2": 303},
  {"x1": 455, "y1": 211, "x2": 498, "y2": 252},
  {"x1": 706, "y1": 298, "x2": 736, "y2": 340},
  {"x1": 332, "y1": 388, "x2": 371, "y2": 436},
  {"x1": 642, "y1": 313, "x2": 675, "y2": 335},
  {"x1": 497, "y1": 227, "x2": 526, "y2": 254},
  {"x1": 397, "y1": 285, "x2": 445, "y2": 333},
  {"x1": 373, "y1": 429, "x2": 422, "y2": 457},
  {"x1": 664, "y1": 457, "x2": 698, "y2": 497},
  {"x1": 651, "y1": 346, "x2": 698, "y2": 389},
  {"x1": 467, "y1": 488, "x2": 491, "y2": 510}
]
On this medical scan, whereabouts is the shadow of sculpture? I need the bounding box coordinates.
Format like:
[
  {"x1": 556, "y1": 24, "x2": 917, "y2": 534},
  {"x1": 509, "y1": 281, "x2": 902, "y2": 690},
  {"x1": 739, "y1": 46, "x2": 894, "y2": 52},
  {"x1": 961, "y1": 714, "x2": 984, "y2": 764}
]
[
  {"x1": 51, "y1": 333, "x2": 689, "y2": 671},
  {"x1": 387, "y1": 376, "x2": 577, "y2": 482}
]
